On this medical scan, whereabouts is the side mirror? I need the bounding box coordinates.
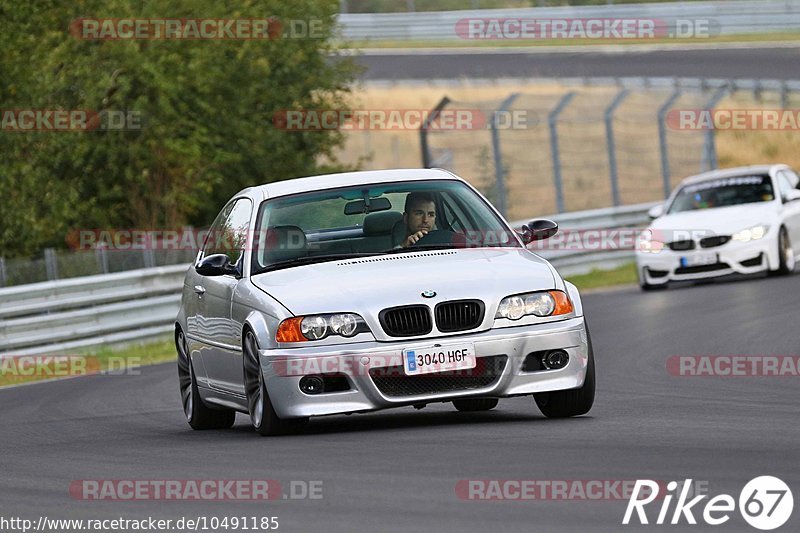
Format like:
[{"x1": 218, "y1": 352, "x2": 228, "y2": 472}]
[
  {"x1": 196, "y1": 253, "x2": 238, "y2": 277},
  {"x1": 783, "y1": 190, "x2": 800, "y2": 203},
  {"x1": 519, "y1": 219, "x2": 558, "y2": 244},
  {"x1": 648, "y1": 204, "x2": 665, "y2": 219}
]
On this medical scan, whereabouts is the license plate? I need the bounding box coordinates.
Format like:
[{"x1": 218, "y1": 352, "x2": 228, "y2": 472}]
[
  {"x1": 681, "y1": 252, "x2": 717, "y2": 267},
  {"x1": 403, "y1": 343, "x2": 476, "y2": 376}
]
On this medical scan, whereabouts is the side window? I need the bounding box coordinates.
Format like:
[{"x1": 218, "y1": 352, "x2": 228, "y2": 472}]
[{"x1": 202, "y1": 199, "x2": 253, "y2": 265}]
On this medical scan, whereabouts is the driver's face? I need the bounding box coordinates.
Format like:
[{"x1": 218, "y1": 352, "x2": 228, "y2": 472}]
[{"x1": 404, "y1": 201, "x2": 436, "y2": 234}]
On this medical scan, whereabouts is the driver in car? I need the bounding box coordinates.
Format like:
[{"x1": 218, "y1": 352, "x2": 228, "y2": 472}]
[{"x1": 399, "y1": 192, "x2": 437, "y2": 247}]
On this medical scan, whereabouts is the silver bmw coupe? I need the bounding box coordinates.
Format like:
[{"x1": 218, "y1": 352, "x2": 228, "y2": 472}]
[{"x1": 176, "y1": 168, "x2": 595, "y2": 435}]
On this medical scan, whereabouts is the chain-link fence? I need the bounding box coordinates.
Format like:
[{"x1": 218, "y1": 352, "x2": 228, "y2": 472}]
[{"x1": 419, "y1": 77, "x2": 800, "y2": 222}]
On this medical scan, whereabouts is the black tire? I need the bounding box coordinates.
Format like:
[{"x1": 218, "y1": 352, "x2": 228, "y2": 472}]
[
  {"x1": 453, "y1": 398, "x2": 499, "y2": 412},
  {"x1": 176, "y1": 329, "x2": 236, "y2": 430},
  {"x1": 771, "y1": 227, "x2": 795, "y2": 276},
  {"x1": 534, "y1": 329, "x2": 596, "y2": 418},
  {"x1": 243, "y1": 330, "x2": 307, "y2": 436}
]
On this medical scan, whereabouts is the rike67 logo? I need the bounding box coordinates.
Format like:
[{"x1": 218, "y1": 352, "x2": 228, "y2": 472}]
[{"x1": 623, "y1": 476, "x2": 793, "y2": 530}]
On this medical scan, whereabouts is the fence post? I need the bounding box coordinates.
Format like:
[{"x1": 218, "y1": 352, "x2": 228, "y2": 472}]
[
  {"x1": 701, "y1": 83, "x2": 729, "y2": 171},
  {"x1": 96, "y1": 245, "x2": 109, "y2": 274},
  {"x1": 658, "y1": 88, "x2": 682, "y2": 199},
  {"x1": 490, "y1": 92, "x2": 520, "y2": 218},
  {"x1": 0, "y1": 256, "x2": 6, "y2": 288},
  {"x1": 780, "y1": 81, "x2": 788, "y2": 109},
  {"x1": 420, "y1": 96, "x2": 450, "y2": 168},
  {"x1": 604, "y1": 88, "x2": 629, "y2": 207},
  {"x1": 548, "y1": 91, "x2": 576, "y2": 213},
  {"x1": 44, "y1": 248, "x2": 59, "y2": 281}
]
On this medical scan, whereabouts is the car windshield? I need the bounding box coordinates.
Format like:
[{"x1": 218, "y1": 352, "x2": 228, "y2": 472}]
[
  {"x1": 667, "y1": 175, "x2": 775, "y2": 214},
  {"x1": 251, "y1": 179, "x2": 520, "y2": 273}
]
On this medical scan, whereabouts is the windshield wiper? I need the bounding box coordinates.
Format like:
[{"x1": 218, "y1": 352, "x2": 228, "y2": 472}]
[{"x1": 252, "y1": 253, "x2": 381, "y2": 274}]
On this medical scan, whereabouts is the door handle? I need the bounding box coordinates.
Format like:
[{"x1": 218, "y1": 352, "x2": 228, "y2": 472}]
[{"x1": 194, "y1": 285, "x2": 206, "y2": 295}]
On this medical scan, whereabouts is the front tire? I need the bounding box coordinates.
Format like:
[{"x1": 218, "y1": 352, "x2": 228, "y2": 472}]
[
  {"x1": 243, "y1": 330, "x2": 307, "y2": 436},
  {"x1": 176, "y1": 329, "x2": 236, "y2": 430},
  {"x1": 534, "y1": 328, "x2": 595, "y2": 418},
  {"x1": 772, "y1": 227, "x2": 795, "y2": 276}
]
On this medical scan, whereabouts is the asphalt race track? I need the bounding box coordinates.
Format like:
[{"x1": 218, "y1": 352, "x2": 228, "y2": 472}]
[
  {"x1": 1, "y1": 272, "x2": 798, "y2": 532},
  {"x1": 357, "y1": 46, "x2": 800, "y2": 81}
]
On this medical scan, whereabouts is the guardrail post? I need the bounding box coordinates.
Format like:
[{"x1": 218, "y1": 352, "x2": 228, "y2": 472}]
[
  {"x1": 0, "y1": 256, "x2": 6, "y2": 288},
  {"x1": 701, "y1": 83, "x2": 729, "y2": 171},
  {"x1": 604, "y1": 89, "x2": 629, "y2": 207},
  {"x1": 420, "y1": 96, "x2": 450, "y2": 168},
  {"x1": 657, "y1": 88, "x2": 682, "y2": 199},
  {"x1": 548, "y1": 91, "x2": 576, "y2": 213},
  {"x1": 44, "y1": 248, "x2": 59, "y2": 281},
  {"x1": 780, "y1": 81, "x2": 788, "y2": 109},
  {"x1": 143, "y1": 247, "x2": 156, "y2": 269},
  {"x1": 96, "y1": 245, "x2": 109, "y2": 274},
  {"x1": 490, "y1": 92, "x2": 520, "y2": 218}
]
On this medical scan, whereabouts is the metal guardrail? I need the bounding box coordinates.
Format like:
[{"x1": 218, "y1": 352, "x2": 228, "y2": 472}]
[
  {"x1": 0, "y1": 204, "x2": 654, "y2": 356},
  {"x1": 338, "y1": 1, "x2": 800, "y2": 41}
]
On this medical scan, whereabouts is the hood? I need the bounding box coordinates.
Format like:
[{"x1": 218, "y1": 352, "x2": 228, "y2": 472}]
[
  {"x1": 650, "y1": 202, "x2": 777, "y2": 237},
  {"x1": 251, "y1": 248, "x2": 556, "y2": 317}
]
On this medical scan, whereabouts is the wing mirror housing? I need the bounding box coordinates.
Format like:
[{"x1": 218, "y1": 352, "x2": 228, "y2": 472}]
[
  {"x1": 518, "y1": 219, "x2": 558, "y2": 245},
  {"x1": 783, "y1": 189, "x2": 800, "y2": 203},
  {"x1": 196, "y1": 253, "x2": 238, "y2": 277},
  {"x1": 648, "y1": 203, "x2": 665, "y2": 219}
]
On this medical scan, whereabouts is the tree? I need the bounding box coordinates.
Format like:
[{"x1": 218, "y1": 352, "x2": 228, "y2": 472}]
[{"x1": 0, "y1": 0, "x2": 358, "y2": 258}]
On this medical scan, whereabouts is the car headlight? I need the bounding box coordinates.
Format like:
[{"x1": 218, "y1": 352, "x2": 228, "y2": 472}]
[
  {"x1": 731, "y1": 224, "x2": 768, "y2": 243},
  {"x1": 495, "y1": 290, "x2": 573, "y2": 320},
  {"x1": 276, "y1": 313, "x2": 369, "y2": 342}
]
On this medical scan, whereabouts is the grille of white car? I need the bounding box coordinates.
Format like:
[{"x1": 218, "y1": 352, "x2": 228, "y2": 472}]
[
  {"x1": 379, "y1": 305, "x2": 433, "y2": 337},
  {"x1": 435, "y1": 300, "x2": 484, "y2": 333}
]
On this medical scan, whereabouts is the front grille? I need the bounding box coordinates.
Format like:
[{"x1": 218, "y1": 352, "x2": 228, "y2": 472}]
[
  {"x1": 435, "y1": 300, "x2": 484, "y2": 333},
  {"x1": 674, "y1": 262, "x2": 730, "y2": 275},
  {"x1": 667, "y1": 240, "x2": 696, "y2": 251},
  {"x1": 369, "y1": 355, "x2": 507, "y2": 397},
  {"x1": 700, "y1": 235, "x2": 731, "y2": 248},
  {"x1": 379, "y1": 305, "x2": 432, "y2": 337}
]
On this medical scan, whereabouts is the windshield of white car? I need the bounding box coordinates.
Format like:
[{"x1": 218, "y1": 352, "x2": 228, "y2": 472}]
[
  {"x1": 250, "y1": 179, "x2": 520, "y2": 273},
  {"x1": 667, "y1": 175, "x2": 775, "y2": 214}
]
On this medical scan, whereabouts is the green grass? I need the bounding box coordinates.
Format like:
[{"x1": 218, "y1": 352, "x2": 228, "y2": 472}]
[
  {"x1": 0, "y1": 338, "x2": 176, "y2": 388},
  {"x1": 565, "y1": 262, "x2": 638, "y2": 291},
  {"x1": 349, "y1": 32, "x2": 800, "y2": 49}
]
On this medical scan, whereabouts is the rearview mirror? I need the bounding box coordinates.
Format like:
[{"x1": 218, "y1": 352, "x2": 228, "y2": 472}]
[
  {"x1": 519, "y1": 219, "x2": 558, "y2": 244},
  {"x1": 196, "y1": 253, "x2": 238, "y2": 277},
  {"x1": 648, "y1": 204, "x2": 665, "y2": 219},
  {"x1": 344, "y1": 197, "x2": 391, "y2": 215}
]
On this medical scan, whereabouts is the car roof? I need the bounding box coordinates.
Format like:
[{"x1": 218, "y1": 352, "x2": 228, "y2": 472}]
[
  {"x1": 236, "y1": 168, "x2": 462, "y2": 201},
  {"x1": 679, "y1": 164, "x2": 789, "y2": 186}
]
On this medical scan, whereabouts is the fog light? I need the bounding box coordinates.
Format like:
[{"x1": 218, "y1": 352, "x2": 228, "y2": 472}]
[
  {"x1": 542, "y1": 350, "x2": 569, "y2": 370},
  {"x1": 299, "y1": 375, "x2": 325, "y2": 394}
]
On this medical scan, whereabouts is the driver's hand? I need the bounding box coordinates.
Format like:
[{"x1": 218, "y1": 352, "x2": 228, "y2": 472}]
[{"x1": 402, "y1": 229, "x2": 429, "y2": 247}]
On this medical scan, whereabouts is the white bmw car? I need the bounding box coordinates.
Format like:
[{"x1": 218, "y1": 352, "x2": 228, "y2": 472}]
[{"x1": 636, "y1": 164, "x2": 800, "y2": 290}]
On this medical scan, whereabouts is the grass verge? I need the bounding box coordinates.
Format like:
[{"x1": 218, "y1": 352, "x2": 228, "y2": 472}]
[
  {"x1": 0, "y1": 338, "x2": 176, "y2": 388},
  {"x1": 564, "y1": 262, "x2": 638, "y2": 291}
]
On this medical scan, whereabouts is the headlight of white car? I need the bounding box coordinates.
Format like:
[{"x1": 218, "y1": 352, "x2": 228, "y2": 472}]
[
  {"x1": 495, "y1": 290, "x2": 573, "y2": 320},
  {"x1": 276, "y1": 313, "x2": 369, "y2": 342},
  {"x1": 731, "y1": 224, "x2": 768, "y2": 243}
]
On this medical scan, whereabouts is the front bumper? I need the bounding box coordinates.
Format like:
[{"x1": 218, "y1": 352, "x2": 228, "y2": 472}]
[
  {"x1": 636, "y1": 237, "x2": 774, "y2": 285},
  {"x1": 259, "y1": 316, "x2": 589, "y2": 418}
]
